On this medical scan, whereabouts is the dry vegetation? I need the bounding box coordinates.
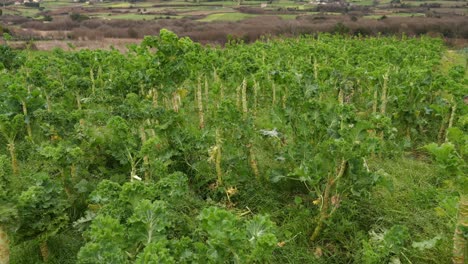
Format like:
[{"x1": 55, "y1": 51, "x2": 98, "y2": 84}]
[{"x1": 5, "y1": 15, "x2": 467, "y2": 45}]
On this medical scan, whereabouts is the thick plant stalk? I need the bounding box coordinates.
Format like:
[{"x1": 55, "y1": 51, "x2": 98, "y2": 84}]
[
  {"x1": 272, "y1": 82, "x2": 276, "y2": 107},
  {"x1": 380, "y1": 70, "x2": 389, "y2": 115},
  {"x1": 213, "y1": 68, "x2": 219, "y2": 83},
  {"x1": 338, "y1": 88, "x2": 344, "y2": 105},
  {"x1": 45, "y1": 93, "x2": 52, "y2": 113},
  {"x1": 378, "y1": 71, "x2": 389, "y2": 139},
  {"x1": 39, "y1": 241, "x2": 49, "y2": 263},
  {"x1": 214, "y1": 68, "x2": 223, "y2": 104},
  {"x1": 345, "y1": 84, "x2": 355, "y2": 104},
  {"x1": 204, "y1": 76, "x2": 209, "y2": 108},
  {"x1": 253, "y1": 81, "x2": 258, "y2": 116},
  {"x1": 215, "y1": 129, "x2": 223, "y2": 186},
  {"x1": 60, "y1": 168, "x2": 71, "y2": 198},
  {"x1": 437, "y1": 108, "x2": 448, "y2": 143},
  {"x1": 79, "y1": 119, "x2": 85, "y2": 126},
  {"x1": 282, "y1": 86, "x2": 287, "y2": 110},
  {"x1": 405, "y1": 127, "x2": 412, "y2": 142},
  {"x1": 139, "y1": 84, "x2": 145, "y2": 97},
  {"x1": 70, "y1": 163, "x2": 76, "y2": 179},
  {"x1": 236, "y1": 83, "x2": 241, "y2": 110},
  {"x1": 75, "y1": 94, "x2": 82, "y2": 110},
  {"x1": 152, "y1": 88, "x2": 159, "y2": 108},
  {"x1": 338, "y1": 88, "x2": 345, "y2": 130},
  {"x1": 90, "y1": 68, "x2": 95, "y2": 95},
  {"x1": 248, "y1": 144, "x2": 259, "y2": 180},
  {"x1": 0, "y1": 226, "x2": 9, "y2": 264},
  {"x1": 21, "y1": 100, "x2": 32, "y2": 139},
  {"x1": 313, "y1": 57, "x2": 318, "y2": 81},
  {"x1": 215, "y1": 145, "x2": 222, "y2": 186},
  {"x1": 197, "y1": 77, "x2": 205, "y2": 129},
  {"x1": 139, "y1": 126, "x2": 150, "y2": 181},
  {"x1": 172, "y1": 92, "x2": 181, "y2": 112},
  {"x1": 311, "y1": 159, "x2": 347, "y2": 242},
  {"x1": 310, "y1": 176, "x2": 332, "y2": 242},
  {"x1": 97, "y1": 66, "x2": 102, "y2": 91},
  {"x1": 130, "y1": 160, "x2": 137, "y2": 182},
  {"x1": 7, "y1": 142, "x2": 18, "y2": 175},
  {"x1": 126, "y1": 149, "x2": 141, "y2": 182},
  {"x1": 172, "y1": 95, "x2": 177, "y2": 112},
  {"x1": 241, "y1": 78, "x2": 248, "y2": 117},
  {"x1": 369, "y1": 84, "x2": 379, "y2": 144},
  {"x1": 333, "y1": 159, "x2": 347, "y2": 184},
  {"x1": 163, "y1": 97, "x2": 170, "y2": 109},
  {"x1": 146, "y1": 119, "x2": 156, "y2": 137},
  {"x1": 220, "y1": 84, "x2": 225, "y2": 103},
  {"x1": 445, "y1": 103, "x2": 457, "y2": 142},
  {"x1": 453, "y1": 195, "x2": 468, "y2": 264}
]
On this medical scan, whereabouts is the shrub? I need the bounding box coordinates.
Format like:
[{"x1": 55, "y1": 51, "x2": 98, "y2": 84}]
[
  {"x1": 24, "y1": 2, "x2": 40, "y2": 7},
  {"x1": 70, "y1": 13, "x2": 89, "y2": 22}
]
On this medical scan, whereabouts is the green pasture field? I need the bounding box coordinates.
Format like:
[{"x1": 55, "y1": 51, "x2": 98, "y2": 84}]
[
  {"x1": 198, "y1": 11, "x2": 256, "y2": 21},
  {"x1": 2, "y1": 6, "x2": 41, "y2": 17},
  {"x1": 90, "y1": 12, "x2": 182, "y2": 20}
]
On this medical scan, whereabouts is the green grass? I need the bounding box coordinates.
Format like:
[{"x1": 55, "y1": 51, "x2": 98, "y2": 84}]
[
  {"x1": 2, "y1": 9, "x2": 18, "y2": 15},
  {"x1": 440, "y1": 50, "x2": 468, "y2": 76},
  {"x1": 363, "y1": 156, "x2": 457, "y2": 262},
  {"x1": 378, "y1": 0, "x2": 393, "y2": 4},
  {"x1": 103, "y1": 13, "x2": 152, "y2": 20},
  {"x1": 19, "y1": 7, "x2": 41, "y2": 17},
  {"x1": 234, "y1": 155, "x2": 457, "y2": 263},
  {"x1": 391, "y1": 12, "x2": 425, "y2": 17},
  {"x1": 198, "y1": 12, "x2": 256, "y2": 21},
  {"x1": 349, "y1": 0, "x2": 376, "y2": 6},
  {"x1": 90, "y1": 12, "x2": 183, "y2": 20},
  {"x1": 41, "y1": 0, "x2": 78, "y2": 8},
  {"x1": 102, "y1": 2, "x2": 133, "y2": 8},
  {"x1": 406, "y1": 0, "x2": 467, "y2": 6},
  {"x1": 4, "y1": 7, "x2": 42, "y2": 17}
]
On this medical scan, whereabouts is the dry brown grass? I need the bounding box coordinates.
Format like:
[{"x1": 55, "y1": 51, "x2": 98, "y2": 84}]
[{"x1": 6, "y1": 13, "x2": 468, "y2": 47}]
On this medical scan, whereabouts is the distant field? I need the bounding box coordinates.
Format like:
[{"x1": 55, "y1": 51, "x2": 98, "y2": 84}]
[
  {"x1": 3, "y1": 6, "x2": 42, "y2": 17},
  {"x1": 1, "y1": 0, "x2": 466, "y2": 46},
  {"x1": 91, "y1": 13, "x2": 178, "y2": 20},
  {"x1": 199, "y1": 12, "x2": 256, "y2": 21},
  {"x1": 349, "y1": 0, "x2": 375, "y2": 6},
  {"x1": 40, "y1": 0, "x2": 78, "y2": 7},
  {"x1": 3, "y1": 0, "x2": 467, "y2": 22},
  {"x1": 406, "y1": 0, "x2": 467, "y2": 6}
]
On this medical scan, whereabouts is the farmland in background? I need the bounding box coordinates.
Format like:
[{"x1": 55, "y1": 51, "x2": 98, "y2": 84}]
[{"x1": 0, "y1": 0, "x2": 467, "y2": 49}]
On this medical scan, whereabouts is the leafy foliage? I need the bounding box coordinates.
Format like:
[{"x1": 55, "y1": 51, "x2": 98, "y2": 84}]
[
  {"x1": 16, "y1": 174, "x2": 69, "y2": 242},
  {"x1": 0, "y1": 31, "x2": 465, "y2": 263}
]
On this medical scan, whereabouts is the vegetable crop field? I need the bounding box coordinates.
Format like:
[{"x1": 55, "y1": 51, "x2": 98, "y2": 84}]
[{"x1": 0, "y1": 31, "x2": 467, "y2": 263}]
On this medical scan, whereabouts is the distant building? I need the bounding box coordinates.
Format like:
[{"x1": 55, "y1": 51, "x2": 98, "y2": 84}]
[
  {"x1": 16, "y1": 0, "x2": 44, "y2": 4},
  {"x1": 311, "y1": 0, "x2": 342, "y2": 4}
]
